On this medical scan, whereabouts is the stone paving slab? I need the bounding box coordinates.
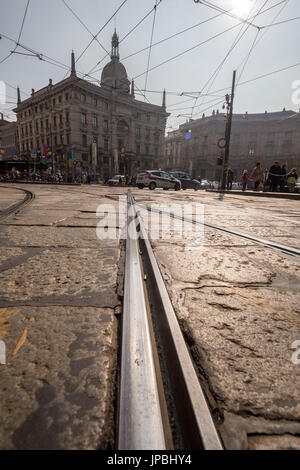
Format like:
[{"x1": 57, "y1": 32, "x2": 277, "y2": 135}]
[
  {"x1": 0, "y1": 186, "x2": 25, "y2": 212},
  {"x1": 0, "y1": 185, "x2": 122, "y2": 450},
  {"x1": 0, "y1": 306, "x2": 117, "y2": 450}
]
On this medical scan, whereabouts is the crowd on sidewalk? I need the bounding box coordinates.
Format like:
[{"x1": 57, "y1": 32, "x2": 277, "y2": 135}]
[{"x1": 226, "y1": 162, "x2": 298, "y2": 193}]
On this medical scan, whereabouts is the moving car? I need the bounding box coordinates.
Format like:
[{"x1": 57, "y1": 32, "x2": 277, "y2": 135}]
[
  {"x1": 136, "y1": 171, "x2": 181, "y2": 191},
  {"x1": 107, "y1": 175, "x2": 125, "y2": 185},
  {"x1": 170, "y1": 172, "x2": 201, "y2": 190}
]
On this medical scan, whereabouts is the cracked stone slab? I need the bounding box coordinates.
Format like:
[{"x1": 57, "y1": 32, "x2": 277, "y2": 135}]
[
  {"x1": 0, "y1": 306, "x2": 117, "y2": 450},
  {"x1": 0, "y1": 247, "x2": 119, "y2": 305}
]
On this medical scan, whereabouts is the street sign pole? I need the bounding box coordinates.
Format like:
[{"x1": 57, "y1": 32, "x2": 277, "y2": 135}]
[{"x1": 221, "y1": 70, "x2": 236, "y2": 190}]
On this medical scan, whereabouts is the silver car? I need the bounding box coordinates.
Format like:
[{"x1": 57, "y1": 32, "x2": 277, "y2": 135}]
[{"x1": 136, "y1": 170, "x2": 181, "y2": 191}]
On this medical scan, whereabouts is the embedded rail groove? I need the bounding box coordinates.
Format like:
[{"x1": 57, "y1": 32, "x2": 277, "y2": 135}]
[
  {"x1": 118, "y1": 191, "x2": 223, "y2": 450},
  {"x1": 0, "y1": 186, "x2": 34, "y2": 223}
]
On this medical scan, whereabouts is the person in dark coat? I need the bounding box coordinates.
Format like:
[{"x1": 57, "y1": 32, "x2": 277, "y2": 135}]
[
  {"x1": 269, "y1": 162, "x2": 282, "y2": 192},
  {"x1": 280, "y1": 164, "x2": 287, "y2": 192},
  {"x1": 226, "y1": 168, "x2": 234, "y2": 190}
]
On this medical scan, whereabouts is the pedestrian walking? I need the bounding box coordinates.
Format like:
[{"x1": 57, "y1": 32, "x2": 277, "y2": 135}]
[
  {"x1": 269, "y1": 161, "x2": 282, "y2": 192},
  {"x1": 287, "y1": 168, "x2": 298, "y2": 193},
  {"x1": 241, "y1": 170, "x2": 249, "y2": 191},
  {"x1": 226, "y1": 167, "x2": 234, "y2": 190},
  {"x1": 251, "y1": 162, "x2": 264, "y2": 191}
]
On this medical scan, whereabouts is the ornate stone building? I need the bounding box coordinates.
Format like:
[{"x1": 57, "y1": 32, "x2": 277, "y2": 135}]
[
  {"x1": 0, "y1": 114, "x2": 16, "y2": 161},
  {"x1": 13, "y1": 32, "x2": 169, "y2": 179},
  {"x1": 165, "y1": 109, "x2": 300, "y2": 181}
]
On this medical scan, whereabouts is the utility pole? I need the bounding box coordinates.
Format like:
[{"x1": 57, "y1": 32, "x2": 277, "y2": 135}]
[{"x1": 221, "y1": 70, "x2": 236, "y2": 190}]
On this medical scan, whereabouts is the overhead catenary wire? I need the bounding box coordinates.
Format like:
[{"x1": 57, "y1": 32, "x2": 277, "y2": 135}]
[
  {"x1": 85, "y1": 0, "x2": 163, "y2": 78},
  {"x1": 0, "y1": 0, "x2": 30, "y2": 64},
  {"x1": 61, "y1": 0, "x2": 110, "y2": 56},
  {"x1": 143, "y1": 0, "x2": 159, "y2": 101}
]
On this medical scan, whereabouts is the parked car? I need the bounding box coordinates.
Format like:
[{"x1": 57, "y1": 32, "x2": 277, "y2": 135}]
[
  {"x1": 107, "y1": 175, "x2": 125, "y2": 185},
  {"x1": 136, "y1": 170, "x2": 181, "y2": 191},
  {"x1": 200, "y1": 179, "x2": 210, "y2": 189},
  {"x1": 170, "y1": 172, "x2": 200, "y2": 190},
  {"x1": 295, "y1": 177, "x2": 300, "y2": 193}
]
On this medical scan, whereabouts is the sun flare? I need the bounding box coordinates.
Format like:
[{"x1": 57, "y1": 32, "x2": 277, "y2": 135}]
[{"x1": 230, "y1": 0, "x2": 254, "y2": 17}]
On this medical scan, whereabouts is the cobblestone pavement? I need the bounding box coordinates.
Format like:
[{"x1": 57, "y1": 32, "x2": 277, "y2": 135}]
[
  {"x1": 0, "y1": 184, "x2": 124, "y2": 450},
  {"x1": 132, "y1": 188, "x2": 300, "y2": 450},
  {"x1": 0, "y1": 184, "x2": 299, "y2": 450},
  {"x1": 0, "y1": 186, "x2": 25, "y2": 213}
]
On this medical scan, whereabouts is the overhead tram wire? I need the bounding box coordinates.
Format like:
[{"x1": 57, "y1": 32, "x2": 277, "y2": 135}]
[
  {"x1": 143, "y1": 0, "x2": 159, "y2": 102},
  {"x1": 189, "y1": 0, "x2": 263, "y2": 120},
  {"x1": 61, "y1": 0, "x2": 110, "y2": 56},
  {"x1": 90, "y1": 11, "x2": 226, "y2": 77},
  {"x1": 85, "y1": 0, "x2": 163, "y2": 78},
  {"x1": 131, "y1": 0, "x2": 285, "y2": 82},
  {"x1": 0, "y1": 0, "x2": 30, "y2": 64},
  {"x1": 235, "y1": 0, "x2": 290, "y2": 77},
  {"x1": 197, "y1": 0, "x2": 261, "y2": 29},
  {"x1": 74, "y1": 0, "x2": 128, "y2": 66}
]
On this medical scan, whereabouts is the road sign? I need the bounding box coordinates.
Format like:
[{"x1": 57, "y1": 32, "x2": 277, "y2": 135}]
[{"x1": 218, "y1": 138, "x2": 226, "y2": 149}]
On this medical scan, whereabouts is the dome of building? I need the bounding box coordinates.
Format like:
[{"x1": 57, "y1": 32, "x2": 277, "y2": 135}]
[{"x1": 101, "y1": 31, "x2": 130, "y2": 93}]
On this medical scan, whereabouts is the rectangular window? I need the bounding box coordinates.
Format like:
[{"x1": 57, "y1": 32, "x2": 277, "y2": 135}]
[
  {"x1": 285, "y1": 131, "x2": 293, "y2": 142},
  {"x1": 154, "y1": 146, "x2": 158, "y2": 157},
  {"x1": 147, "y1": 113, "x2": 150, "y2": 121},
  {"x1": 66, "y1": 112, "x2": 69, "y2": 122},
  {"x1": 54, "y1": 116, "x2": 57, "y2": 127},
  {"x1": 104, "y1": 138, "x2": 109, "y2": 151},
  {"x1": 82, "y1": 134, "x2": 87, "y2": 146},
  {"x1": 92, "y1": 115, "x2": 97, "y2": 128},
  {"x1": 104, "y1": 102, "x2": 108, "y2": 110},
  {"x1": 46, "y1": 119, "x2": 49, "y2": 129},
  {"x1": 67, "y1": 134, "x2": 70, "y2": 145},
  {"x1": 82, "y1": 153, "x2": 88, "y2": 161},
  {"x1": 136, "y1": 143, "x2": 140, "y2": 155},
  {"x1": 60, "y1": 134, "x2": 64, "y2": 145},
  {"x1": 65, "y1": 93, "x2": 69, "y2": 101},
  {"x1": 145, "y1": 128, "x2": 150, "y2": 139},
  {"x1": 103, "y1": 119, "x2": 109, "y2": 130},
  {"x1": 136, "y1": 127, "x2": 141, "y2": 138},
  {"x1": 92, "y1": 98, "x2": 97, "y2": 106},
  {"x1": 145, "y1": 145, "x2": 149, "y2": 155},
  {"x1": 60, "y1": 114, "x2": 63, "y2": 124},
  {"x1": 81, "y1": 94, "x2": 86, "y2": 103},
  {"x1": 267, "y1": 132, "x2": 275, "y2": 143},
  {"x1": 40, "y1": 120, "x2": 43, "y2": 130},
  {"x1": 81, "y1": 113, "x2": 87, "y2": 125}
]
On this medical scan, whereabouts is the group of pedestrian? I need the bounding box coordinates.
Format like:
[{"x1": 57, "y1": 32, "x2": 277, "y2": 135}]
[
  {"x1": 226, "y1": 162, "x2": 298, "y2": 193},
  {"x1": 268, "y1": 162, "x2": 298, "y2": 193}
]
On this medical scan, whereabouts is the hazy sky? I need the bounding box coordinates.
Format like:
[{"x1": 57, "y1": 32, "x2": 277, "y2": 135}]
[{"x1": 0, "y1": 0, "x2": 299, "y2": 131}]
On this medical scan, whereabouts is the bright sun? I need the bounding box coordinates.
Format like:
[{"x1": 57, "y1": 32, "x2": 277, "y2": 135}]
[{"x1": 230, "y1": 0, "x2": 254, "y2": 17}]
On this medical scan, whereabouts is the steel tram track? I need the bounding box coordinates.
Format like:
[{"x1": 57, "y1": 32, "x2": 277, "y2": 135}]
[
  {"x1": 118, "y1": 192, "x2": 223, "y2": 450},
  {"x1": 0, "y1": 186, "x2": 34, "y2": 223},
  {"x1": 131, "y1": 197, "x2": 300, "y2": 258},
  {"x1": 53, "y1": 186, "x2": 300, "y2": 256}
]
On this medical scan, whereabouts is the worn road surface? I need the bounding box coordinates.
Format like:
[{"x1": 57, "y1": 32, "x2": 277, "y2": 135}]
[{"x1": 0, "y1": 184, "x2": 299, "y2": 450}]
